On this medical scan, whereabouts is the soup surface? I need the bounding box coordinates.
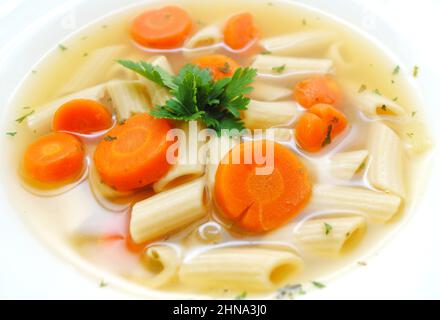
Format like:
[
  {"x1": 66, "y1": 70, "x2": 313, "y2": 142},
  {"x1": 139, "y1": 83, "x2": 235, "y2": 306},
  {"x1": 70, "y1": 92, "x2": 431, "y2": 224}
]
[{"x1": 3, "y1": 0, "x2": 433, "y2": 299}]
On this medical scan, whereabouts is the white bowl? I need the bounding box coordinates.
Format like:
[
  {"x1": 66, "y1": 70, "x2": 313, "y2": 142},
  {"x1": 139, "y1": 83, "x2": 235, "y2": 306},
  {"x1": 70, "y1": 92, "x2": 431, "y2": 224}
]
[{"x1": 0, "y1": 0, "x2": 439, "y2": 299}]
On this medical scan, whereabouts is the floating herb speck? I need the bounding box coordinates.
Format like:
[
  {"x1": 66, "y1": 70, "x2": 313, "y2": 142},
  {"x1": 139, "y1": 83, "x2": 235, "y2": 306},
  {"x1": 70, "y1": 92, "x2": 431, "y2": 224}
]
[
  {"x1": 272, "y1": 64, "x2": 286, "y2": 74},
  {"x1": 413, "y1": 66, "x2": 419, "y2": 78},
  {"x1": 392, "y1": 65, "x2": 400, "y2": 75},
  {"x1": 15, "y1": 110, "x2": 34, "y2": 124},
  {"x1": 104, "y1": 135, "x2": 117, "y2": 142},
  {"x1": 312, "y1": 281, "x2": 326, "y2": 289},
  {"x1": 235, "y1": 291, "x2": 247, "y2": 300},
  {"x1": 6, "y1": 132, "x2": 17, "y2": 137},
  {"x1": 58, "y1": 44, "x2": 68, "y2": 51},
  {"x1": 324, "y1": 223, "x2": 333, "y2": 235},
  {"x1": 358, "y1": 84, "x2": 367, "y2": 93}
]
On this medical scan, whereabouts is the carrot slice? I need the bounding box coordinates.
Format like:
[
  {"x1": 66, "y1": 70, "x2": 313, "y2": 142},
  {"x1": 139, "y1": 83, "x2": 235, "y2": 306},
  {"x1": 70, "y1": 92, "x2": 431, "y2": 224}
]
[
  {"x1": 192, "y1": 54, "x2": 240, "y2": 80},
  {"x1": 295, "y1": 103, "x2": 348, "y2": 153},
  {"x1": 130, "y1": 6, "x2": 193, "y2": 49},
  {"x1": 224, "y1": 12, "x2": 259, "y2": 50},
  {"x1": 53, "y1": 99, "x2": 112, "y2": 134},
  {"x1": 294, "y1": 76, "x2": 342, "y2": 109},
  {"x1": 23, "y1": 132, "x2": 85, "y2": 184},
  {"x1": 94, "y1": 113, "x2": 172, "y2": 191},
  {"x1": 214, "y1": 141, "x2": 311, "y2": 233}
]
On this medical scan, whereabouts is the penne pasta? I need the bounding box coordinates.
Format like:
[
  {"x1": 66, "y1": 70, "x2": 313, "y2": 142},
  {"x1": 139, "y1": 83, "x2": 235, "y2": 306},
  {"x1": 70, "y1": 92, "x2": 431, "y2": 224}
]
[
  {"x1": 179, "y1": 247, "x2": 303, "y2": 291},
  {"x1": 130, "y1": 178, "x2": 207, "y2": 243},
  {"x1": 327, "y1": 150, "x2": 369, "y2": 180},
  {"x1": 249, "y1": 82, "x2": 292, "y2": 102},
  {"x1": 26, "y1": 84, "x2": 107, "y2": 134},
  {"x1": 106, "y1": 80, "x2": 150, "y2": 121},
  {"x1": 368, "y1": 122, "x2": 405, "y2": 198},
  {"x1": 261, "y1": 31, "x2": 335, "y2": 56},
  {"x1": 355, "y1": 91, "x2": 407, "y2": 117},
  {"x1": 183, "y1": 24, "x2": 222, "y2": 56},
  {"x1": 243, "y1": 100, "x2": 298, "y2": 129},
  {"x1": 153, "y1": 122, "x2": 206, "y2": 193},
  {"x1": 295, "y1": 216, "x2": 367, "y2": 255},
  {"x1": 206, "y1": 134, "x2": 239, "y2": 192},
  {"x1": 310, "y1": 185, "x2": 402, "y2": 222},
  {"x1": 139, "y1": 55, "x2": 174, "y2": 107},
  {"x1": 140, "y1": 245, "x2": 180, "y2": 288},
  {"x1": 252, "y1": 55, "x2": 333, "y2": 80},
  {"x1": 59, "y1": 45, "x2": 128, "y2": 95}
]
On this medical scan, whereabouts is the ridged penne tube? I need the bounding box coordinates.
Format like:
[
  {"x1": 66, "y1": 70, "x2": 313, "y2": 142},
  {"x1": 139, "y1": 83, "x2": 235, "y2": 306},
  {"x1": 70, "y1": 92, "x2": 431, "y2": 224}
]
[
  {"x1": 26, "y1": 84, "x2": 107, "y2": 134},
  {"x1": 179, "y1": 248, "x2": 303, "y2": 291},
  {"x1": 310, "y1": 185, "x2": 402, "y2": 222},
  {"x1": 130, "y1": 178, "x2": 207, "y2": 243},
  {"x1": 243, "y1": 100, "x2": 298, "y2": 129},
  {"x1": 368, "y1": 122, "x2": 405, "y2": 198},
  {"x1": 106, "y1": 80, "x2": 150, "y2": 120},
  {"x1": 139, "y1": 55, "x2": 173, "y2": 107},
  {"x1": 59, "y1": 45, "x2": 128, "y2": 95},
  {"x1": 261, "y1": 31, "x2": 335, "y2": 56},
  {"x1": 328, "y1": 150, "x2": 369, "y2": 180},
  {"x1": 153, "y1": 122, "x2": 206, "y2": 193},
  {"x1": 206, "y1": 134, "x2": 238, "y2": 192},
  {"x1": 249, "y1": 82, "x2": 292, "y2": 102},
  {"x1": 355, "y1": 92, "x2": 407, "y2": 117},
  {"x1": 140, "y1": 245, "x2": 180, "y2": 288},
  {"x1": 252, "y1": 55, "x2": 333, "y2": 77},
  {"x1": 326, "y1": 42, "x2": 356, "y2": 70},
  {"x1": 183, "y1": 24, "x2": 222, "y2": 57},
  {"x1": 295, "y1": 216, "x2": 367, "y2": 255}
]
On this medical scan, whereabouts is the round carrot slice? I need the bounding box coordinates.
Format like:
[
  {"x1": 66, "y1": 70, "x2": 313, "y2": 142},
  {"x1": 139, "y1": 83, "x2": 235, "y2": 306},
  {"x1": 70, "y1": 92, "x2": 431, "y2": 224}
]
[
  {"x1": 214, "y1": 141, "x2": 312, "y2": 233},
  {"x1": 23, "y1": 132, "x2": 85, "y2": 184},
  {"x1": 130, "y1": 6, "x2": 193, "y2": 49},
  {"x1": 295, "y1": 103, "x2": 348, "y2": 153},
  {"x1": 294, "y1": 76, "x2": 342, "y2": 109},
  {"x1": 53, "y1": 99, "x2": 113, "y2": 134},
  {"x1": 94, "y1": 113, "x2": 172, "y2": 191},
  {"x1": 224, "y1": 12, "x2": 259, "y2": 50},
  {"x1": 193, "y1": 54, "x2": 240, "y2": 80}
]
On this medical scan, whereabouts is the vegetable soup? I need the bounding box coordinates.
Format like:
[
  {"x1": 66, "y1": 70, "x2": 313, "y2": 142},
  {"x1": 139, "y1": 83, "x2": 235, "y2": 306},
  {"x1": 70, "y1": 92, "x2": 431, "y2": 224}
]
[{"x1": 3, "y1": 0, "x2": 433, "y2": 299}]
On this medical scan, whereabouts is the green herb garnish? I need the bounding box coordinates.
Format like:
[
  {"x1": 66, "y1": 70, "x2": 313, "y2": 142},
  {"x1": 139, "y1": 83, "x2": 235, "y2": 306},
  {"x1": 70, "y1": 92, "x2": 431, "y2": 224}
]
[
  {"x1": 324, "y1": 223, "x2": 333, "y2": 235},
  {"x1": 15, "y1": 110, "x2": 34, "y2": 124},
  {"x1": 312, "y1": 281, "x2": 326, "y2": 289},
  {"x1": 322, "y1": 125, "x2": 333, "y2": 147},
  {"x1": 381, "y1": 105, "x2": 388, "y2": 111},
  {"x1": 235, "y1": 291, "x2": 247, "y2": 300},
  {"x1": 99, "y1": 280, "x2": 108, "y2": 288},
  {"x1": 357, "y1": 261, "x2": 367, "y2": 266},
  {"x1": 104, "y1": 135, "x2": 117, "y2": 142},
  {"x1": 411, "y1": 111, "x2": 417, "y2": 117},
  {"x1": 358, "y1": 162, "x2": 366, "y2": 171},
  {"x1": 373, "y1": 88, "x2": 381, "y2": 95},
  {"x1": 272, "y1": 64, "x2": 286, "y2": 74},
  {"x1": 392, "y1": 65, "x2": 400, "y2": 75},
  {"x1": 276, "y1": 284, "x2": 305, "y2": 299},
  {"x1": 413, "y1": 66, "x2": 419, "y2": 78},
  {"x1": 6, "y1": 132, "x2": 17, "y2": 137},
  {"x1": 58, "y1": 44, "x2": 68, "y2": 51},
  {"x1": 218, "y1": 62, "x2": 231, "y2": 74},
  {"x1": 302, "y1": 19, "x2": 307, "y2": 26},
  {"x1": 358, "y1": 84, "x2": 367, "y2": 93},
  {"x1": 118, "y1": 60, "x2": 257, "y2": 134},
  {"x1": 260, "y1": 50, "x2": 272, "y2": 55}
]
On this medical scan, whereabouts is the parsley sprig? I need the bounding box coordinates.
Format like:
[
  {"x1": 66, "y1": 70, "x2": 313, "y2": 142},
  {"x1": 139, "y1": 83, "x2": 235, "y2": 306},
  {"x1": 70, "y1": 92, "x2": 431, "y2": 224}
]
[{"x1": 118, "y1": 60, "x2": 257, "y2": 134}]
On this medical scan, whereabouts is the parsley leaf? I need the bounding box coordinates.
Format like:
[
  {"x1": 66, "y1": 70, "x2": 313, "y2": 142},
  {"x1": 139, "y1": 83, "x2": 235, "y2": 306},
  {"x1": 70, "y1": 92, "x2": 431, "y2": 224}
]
[
  {"x1": 6, "y1": 132, "x2": 17, "y2": 137},
  {"x1": 312, "y1": 281, "x2": 326, "y2": 289},
  {"x1": 324, "y1": 223, "x2": 333, "y2": 235},
  {"x1": 235, "y1": 291, "x2": 247, "y2": 300},
  {"x1": 119, "y1": 61, "x2": 256, "y2": 134},
  {"x1": 15, "y1": 110, "x2": 34, "y2": 124},
  {"x1": 272, "y1": 64, "x2": 286, "y2": 73},
  {"x1": 322, "y1": 125, "x2": 333, "y2": 147},
  {"x1": 104, "y1": 135, "x2": 117, "y2": 142}
]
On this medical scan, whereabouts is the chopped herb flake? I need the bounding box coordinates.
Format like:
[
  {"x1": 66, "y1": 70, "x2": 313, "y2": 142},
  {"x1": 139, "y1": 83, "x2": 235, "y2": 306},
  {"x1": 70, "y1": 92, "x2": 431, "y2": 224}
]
[
  {"x1": 260, "y1": 50, "x2": 272, "y2": 55},
  {"x1": 392, "y1": 65, "x2": 400, "y2": 75},
  {"x1": 104, "y1": 135, "x2": 117, "y2": 142},
  {"x1": 381, "y1": 105, "x2": 388, "y2": 111},
  {"x1": 6, "y1": 132, "x2": 17, "y2": 137},
  {"x1": 411, "y1": 111, "x2": 417, "y2": 117},
  {"x1": 413, "y1": 66, "x2": 419, "y2": 78},
  {"x1": 358, "y1": 162, "x2": 366, "y2": 171},
  {"x1": 373, "y1": 88, "x2": 381, "y2": 95},
  {"x1": 15, "y1": 110, "x2": 34, "y2": 124},
  {"x1": 218, "y1": 62, "x2": 231, "y2": 74},
  {"x1": 31, "y1": 70, "x2": 37, "y2": 74},
  {"x1": 302, "y1": 19, "x2": 307, "y2": 26},
  {"x1": 58, "y1": 44, "x2": 68, "y2": 51},
  {"x1": 358, "y1": 84, "x2": 367, "y2": 93},
  {"x1": 272, "y1": 64, "x2": 286, "y2": 74},
  {"x1": 235, "y1": 291, "x2": 247, "y2": 300},
  {"x1": 407, "y1": 132, "x2": 414, "y2": 138},
  {"x1": 393, "y1": 97, "x2": 399, "y2": 102},
  {"x1": 276, "y1": 284, "x2": 305, "y2": 300},
  {"x1": 324, "y1": 223, "x2": 333, "y2": 235},
  {"x1": 312, "y1": 281, "x2": 326, "y2": 289},
  {"x1": 357, "y1": 261, "x2": 367, "y2": 266},
  {"x1": 83, "y1": 53, "x2": 89, "y2": 57},
  {"x1": 99, "y1": 280, "x2": 108, "y2": 288},
  {"x1": 322, "y1": 125, "x2": 333, "y2": 147}
]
